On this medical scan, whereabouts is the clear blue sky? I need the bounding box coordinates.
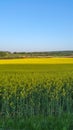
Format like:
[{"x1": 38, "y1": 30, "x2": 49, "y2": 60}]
[{"x1": 0, "y1": 0, "x2": 73, "y2": 52}]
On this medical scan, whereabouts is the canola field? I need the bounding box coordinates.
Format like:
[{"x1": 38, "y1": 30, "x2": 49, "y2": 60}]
[
  {"x1": 0, "y1": 57, "x2": 73, "y2": 64},
  {"x1": 0, "y1": 58, "x2": 73, "y2": 129}
]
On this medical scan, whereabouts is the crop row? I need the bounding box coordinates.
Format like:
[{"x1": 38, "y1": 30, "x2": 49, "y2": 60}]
[{"x1": 0, "y1": 71, "x2": 73, "y2": 119}]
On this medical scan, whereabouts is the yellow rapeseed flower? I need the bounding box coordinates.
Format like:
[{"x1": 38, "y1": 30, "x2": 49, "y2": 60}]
[{"x1": 0, "y1": 58, "x2": 73, "y2": 64}]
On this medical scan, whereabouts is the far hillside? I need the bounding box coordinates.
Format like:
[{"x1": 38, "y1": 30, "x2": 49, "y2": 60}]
[{"x1": 0, "y1": 51, "x2": 73, "y2": 59}]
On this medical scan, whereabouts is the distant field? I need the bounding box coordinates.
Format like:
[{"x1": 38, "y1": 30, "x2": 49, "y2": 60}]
[
  {"x1": 0, "y1": 57, "x2": 73, "y2": 64},
  {"x1": 0, "y1": 64, "x2": 73, "y2": 72}
]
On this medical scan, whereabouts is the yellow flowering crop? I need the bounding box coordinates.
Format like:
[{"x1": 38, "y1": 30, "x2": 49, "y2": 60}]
[{"x1": 0, "y1": 58, "x2": 73, "y2": 64}]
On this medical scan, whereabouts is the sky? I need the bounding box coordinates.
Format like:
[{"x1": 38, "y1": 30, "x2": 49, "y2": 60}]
[{"x1": 0, "y1": 0, "x2": 73, "y2": 52}]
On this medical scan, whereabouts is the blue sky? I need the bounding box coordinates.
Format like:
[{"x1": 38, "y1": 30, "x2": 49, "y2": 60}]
[{"x1": 0, "y1": 0, "x2": 73, "y2": 52}]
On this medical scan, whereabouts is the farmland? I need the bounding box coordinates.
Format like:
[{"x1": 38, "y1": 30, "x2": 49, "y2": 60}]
[
  {"x1": 0, "y1": 58, "x2": 73, "y2": 129},
  {"x1": 0, "y1": 57, "x2": 73, "y2": 64}
]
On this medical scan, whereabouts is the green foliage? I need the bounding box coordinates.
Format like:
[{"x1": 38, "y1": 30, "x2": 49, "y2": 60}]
[
  {"x1": 0, "y1": 64, "x2": 73, "y2": 129},
  {"x1": 0, "y1": 114, "x2": 73, "y2": 130}
]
